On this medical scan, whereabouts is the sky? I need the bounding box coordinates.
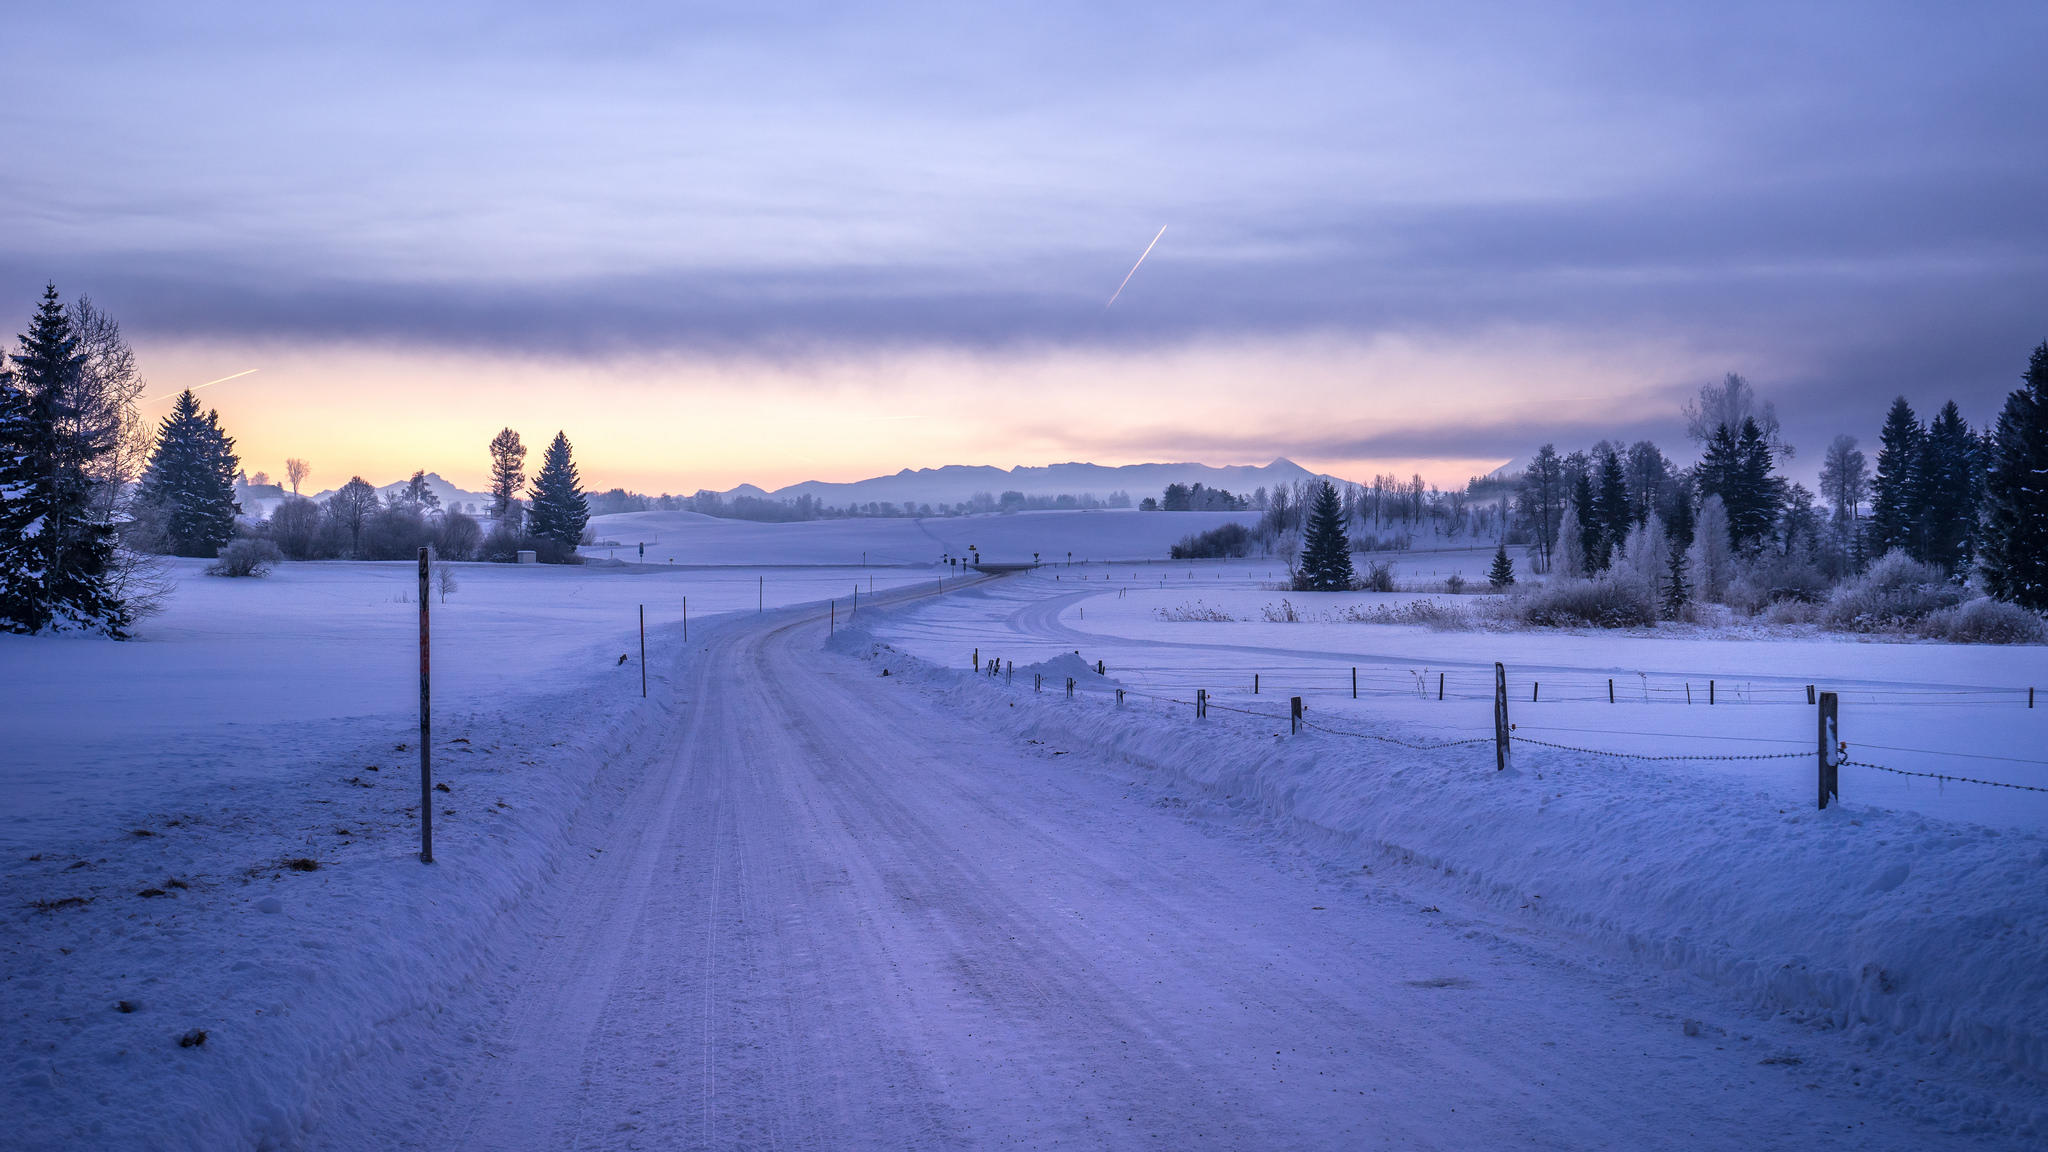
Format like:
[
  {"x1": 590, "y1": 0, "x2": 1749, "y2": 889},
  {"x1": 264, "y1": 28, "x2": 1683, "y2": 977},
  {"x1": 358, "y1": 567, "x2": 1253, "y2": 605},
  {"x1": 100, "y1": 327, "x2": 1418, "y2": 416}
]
[{"x1": 3, "y1": 1, "x2": 2045, "y2": 495}]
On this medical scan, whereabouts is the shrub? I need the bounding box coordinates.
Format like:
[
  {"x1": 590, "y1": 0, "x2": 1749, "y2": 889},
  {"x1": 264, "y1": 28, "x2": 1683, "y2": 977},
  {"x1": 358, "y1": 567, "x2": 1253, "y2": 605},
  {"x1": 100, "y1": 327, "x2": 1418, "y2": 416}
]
[
  {"x1": 1262, "y1": 599, "x2": 1304, "y2": 622},
  {"x1": 1358, "y1": 561, "x2": 1395, "y2": 593},
  {"x1": 206, "y1": 538, "x2": 282, "y2": 578},
  {"x1": 268, "y1": 496, "x2": 327, "y2": 560},
  {"x1": 1727, "y1": 553, "x2": 1830, "y2": 616},
  {"x1": 1919, "y1": 598, "x2": 2048, "y2": 644},
  {"x1": 1350, "y1": 532, "x2": 1411, "y2": 552},
  {"x1": 1517, "y1": 577, "x2": 1657, "y2": 628},
  {"x1": 1443, "y1": 573, "x2": 1467, "y2": 595},
  {"x1": 1154, "y1": 601, "x2": 1235, "y2": 622},
  {"x1": 434, "y1": 510, "x2": 482, "y2": 561},
  {"x1": 1823, "y1": 551, "x2": 1962, "y2": 632},
  {"x1": 1338, "y1": 599, "x2": 1474, "y2": 629},
  {"x1": 1170, "y1": 522, "x2": 1253, "y2": 560},
  {"x1": 363, "y1": 506, "x2": 433, "y2": 561}
]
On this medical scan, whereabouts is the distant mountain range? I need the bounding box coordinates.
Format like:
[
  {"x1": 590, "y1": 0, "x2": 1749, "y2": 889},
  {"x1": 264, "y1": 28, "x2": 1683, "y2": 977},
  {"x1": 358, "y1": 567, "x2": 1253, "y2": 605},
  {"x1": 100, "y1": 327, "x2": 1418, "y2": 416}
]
[{"x1": 712, "y1": 459, "x2": 1357, "y2": 509}]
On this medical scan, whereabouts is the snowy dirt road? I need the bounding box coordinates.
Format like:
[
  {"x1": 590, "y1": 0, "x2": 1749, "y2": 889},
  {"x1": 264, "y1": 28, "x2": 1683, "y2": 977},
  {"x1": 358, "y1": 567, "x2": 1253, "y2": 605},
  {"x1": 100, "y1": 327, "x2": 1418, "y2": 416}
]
[{"x1": 382, "y1": 598, "x2": 1987, "y2": 1151}]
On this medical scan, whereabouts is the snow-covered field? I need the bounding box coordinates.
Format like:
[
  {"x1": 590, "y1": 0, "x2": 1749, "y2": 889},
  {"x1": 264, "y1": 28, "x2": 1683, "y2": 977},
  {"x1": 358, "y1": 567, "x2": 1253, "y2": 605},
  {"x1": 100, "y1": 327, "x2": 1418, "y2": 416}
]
[
  {"x1": 877, "y1": 558, "x2": 2048, "y2": 829},
  {"x1": 582, "y1": 507, "x2": 1261, "y2": 566},
  {"x1": 4, "y1": 517, "x2": 2045, "y2": 1149}
]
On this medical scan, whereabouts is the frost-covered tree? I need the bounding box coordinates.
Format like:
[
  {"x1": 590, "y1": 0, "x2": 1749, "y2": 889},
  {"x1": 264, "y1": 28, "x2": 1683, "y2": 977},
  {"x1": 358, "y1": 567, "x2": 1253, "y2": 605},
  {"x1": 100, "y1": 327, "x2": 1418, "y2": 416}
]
[
  {"x1": 1818, "y1": 434, "x2": 1868, "y2": 526},
  {"x1": 1555, "y1": 501, "x2": 1586, "y2": 580},
  {"x1": 1981, "y1": 342, "x2": 2048, "y2": 609},
  {"x1": 134, "y1": 390, "x2": 241, "y2": 557},
  {"x1": 1686, "y1": 495, "x2": 1733, "y2": 603},
  {"x1": 1684, "y1": 372, "x2": 1787, "y2": 457},
  {"x1": 526, "y1": 431, "x2": 589, "y2": 553},
  {"x1": 487, "y1": 427, "x2": 526, "y2": 529},
  {"x1": 1293, "y1": 480, "x2": 1355, "y2": 591},
  {"x1": 285, "y1": 457, "x2": 310, "y2": 496},
  {"x1": 1869, "y1": 397, "x2": 1923, "y2": 560},
  {"x1": 1515, "y1": 445, "x2": 1565, "y2": 572},
  {"x1": 393, "y1": 469, "x2": 441, "y2": 515},
  {"x1": 0, "y1": 285, "x2": 127, "y2": 635}
]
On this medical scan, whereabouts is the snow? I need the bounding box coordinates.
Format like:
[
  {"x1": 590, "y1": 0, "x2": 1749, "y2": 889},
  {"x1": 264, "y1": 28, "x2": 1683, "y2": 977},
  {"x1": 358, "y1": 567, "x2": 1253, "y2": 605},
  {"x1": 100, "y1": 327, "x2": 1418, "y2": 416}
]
[
  {"x1": 584, "y1": 507, "x2": 1262, "y2": 566},
  {"x1": 3, "y1": 532, "x2": 2045, "y2": 1148}
]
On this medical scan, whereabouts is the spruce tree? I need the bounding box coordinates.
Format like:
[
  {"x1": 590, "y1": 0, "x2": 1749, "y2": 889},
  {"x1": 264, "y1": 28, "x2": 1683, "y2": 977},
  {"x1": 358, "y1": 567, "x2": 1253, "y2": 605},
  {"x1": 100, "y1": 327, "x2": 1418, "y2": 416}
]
[
  {"x1": 1918, "y1": 400, "x2": 1979, "y2": 579},
  {"x1": 1294, "y1": 480, "x2": 1355, "y2": 591},
  {"x1": 1869, "y1": 397, "x2": 1923, "y2": 559},
  {"x1": 135, "y1": 390, "x2": 241, "y2": 557},
  {"x1": 1487, "y1": 542, "x2": 1515, "y2": 590},
  {"x1": 1981, "y1": 342, "x2": 2048, "y2": 608},
  {"x1": 1570, "y1": 471, "x2": 1601, "y2": 572},
  {"x1": 1595, "y1": 449, "x2": 1631, "y2": 563},
  {"x1": 527, "y1": 431, "x2": 589, "y2": 553},
  {"x1": 0, "y1": 285, "x2": 126, "y2": 635}
]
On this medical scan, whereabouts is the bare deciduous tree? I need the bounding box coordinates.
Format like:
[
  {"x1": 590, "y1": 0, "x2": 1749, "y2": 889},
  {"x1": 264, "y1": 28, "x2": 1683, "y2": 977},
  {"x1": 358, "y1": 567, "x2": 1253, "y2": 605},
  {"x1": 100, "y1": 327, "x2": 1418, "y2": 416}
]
[{"x1": 285, "y1": 457, "x2": 311, "y2": 496}]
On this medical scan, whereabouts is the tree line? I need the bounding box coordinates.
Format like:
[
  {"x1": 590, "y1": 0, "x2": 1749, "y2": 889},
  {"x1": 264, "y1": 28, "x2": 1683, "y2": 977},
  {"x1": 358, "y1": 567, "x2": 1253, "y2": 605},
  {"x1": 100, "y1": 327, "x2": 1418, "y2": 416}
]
[{"x1": 0, "y1": 285, "x2": 600, "y2": 635}]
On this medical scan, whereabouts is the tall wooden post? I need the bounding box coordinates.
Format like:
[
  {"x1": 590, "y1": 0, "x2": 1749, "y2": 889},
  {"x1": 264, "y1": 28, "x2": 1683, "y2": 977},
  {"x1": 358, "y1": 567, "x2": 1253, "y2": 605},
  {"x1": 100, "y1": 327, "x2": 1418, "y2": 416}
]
[
  {"x1": 1818, "y1": 691, "x2": 1840, "y2": 810},
  {"x1": 417, "y1": 548, "x2": 433, "y2": 864},
  {"x1": 1352, "y1": 667, "x2": 1357, "y2": 699},
  {"x1": 1290, "y1": 696, "x2": 1303, "y2": 735},
  {"x1": 1493, "y1": 662, "x2": 1509, "y2": 772},
  {"x1": 683, "y1": 595, "x2": 688, "y2": 642},
  {"x1": 639, "y1": 605, "x2": 646, "y2": 698}
]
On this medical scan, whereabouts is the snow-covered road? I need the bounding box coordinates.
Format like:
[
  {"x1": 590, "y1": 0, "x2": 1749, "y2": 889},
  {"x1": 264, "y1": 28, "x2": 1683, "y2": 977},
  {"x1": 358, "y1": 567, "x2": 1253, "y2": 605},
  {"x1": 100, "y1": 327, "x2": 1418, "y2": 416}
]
[{"x1": 373, "y1": 595, "x2": 1988, "y2": 1150}]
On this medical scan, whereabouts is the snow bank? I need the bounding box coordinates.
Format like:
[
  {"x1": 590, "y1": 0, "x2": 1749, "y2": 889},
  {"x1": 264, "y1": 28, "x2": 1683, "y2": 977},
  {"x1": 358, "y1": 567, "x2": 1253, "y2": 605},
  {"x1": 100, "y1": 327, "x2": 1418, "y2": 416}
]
[{"x1": 844, "y1": 613, "x2": 2048, "y2": 1104}]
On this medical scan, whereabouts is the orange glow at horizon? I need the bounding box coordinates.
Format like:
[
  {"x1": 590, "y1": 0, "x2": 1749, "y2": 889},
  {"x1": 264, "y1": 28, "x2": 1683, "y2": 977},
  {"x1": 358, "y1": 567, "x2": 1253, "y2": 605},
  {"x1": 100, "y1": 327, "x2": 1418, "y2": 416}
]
[{"x1": 133, "y1": 331, "x2": 1723, "y2": 497}]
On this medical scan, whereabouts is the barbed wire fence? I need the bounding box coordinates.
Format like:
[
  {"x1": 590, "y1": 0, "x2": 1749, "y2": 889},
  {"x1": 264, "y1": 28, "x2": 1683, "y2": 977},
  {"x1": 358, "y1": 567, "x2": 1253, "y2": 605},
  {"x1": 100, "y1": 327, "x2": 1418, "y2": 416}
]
[{"x1": 963, "y1": 645, "x2": 2047, "y2": 805}]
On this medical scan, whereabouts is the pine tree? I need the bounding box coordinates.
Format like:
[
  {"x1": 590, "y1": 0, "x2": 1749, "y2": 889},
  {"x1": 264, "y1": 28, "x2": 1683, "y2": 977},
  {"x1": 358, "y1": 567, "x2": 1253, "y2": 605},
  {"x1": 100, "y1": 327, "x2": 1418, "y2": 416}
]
[
  {"x1": 0, "y1": 285, "x2": 126, "y2": 635},
  {"x1": 1981, "y1": 342, "x2": 2048, "y2": 608},
  {"x1": 1727, "y1": 417, "x2": 1783, "y2": 550},
  {"x1": 1487, "y1": 542, "x2": 1515, "y2": 590},
  {"x1": 1918, "y1": 401, "x2": 1979, "y2": 579},
  {"x1": 1570, "y1": 471, "x2": 1600, "y2": 573},
  {"x1": 1556, "y1": 500, "x2": 1586, "y2": 579},
  {"x1": 135, "y1": 390, "x2": 241, "y2": 557},
  {"x1": 1294, "y1": 480, "x2": 1355, "y2": 591},
  {"x1": 487, "y1": 427, "x2": 526, "y2": 530},
  {"x1": 1869, "y1": 397, "x2": 1923, "y2": 559},
  {"x1": 526, "y1": 431, "x2": 589, "y2": 553},
  {"x1": 1596, "y1": 449, "x2": 1631, "y2": 564},
  {"x1": 1663, "y1": 533, "x2": 1690, "y2": 616}
]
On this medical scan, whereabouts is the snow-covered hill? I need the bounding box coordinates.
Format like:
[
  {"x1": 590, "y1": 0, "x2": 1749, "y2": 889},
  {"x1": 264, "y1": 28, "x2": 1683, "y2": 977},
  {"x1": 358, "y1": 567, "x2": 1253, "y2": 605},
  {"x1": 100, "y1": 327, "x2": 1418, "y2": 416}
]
[{"x1": 729, "y1": 457, "x2": 1351, "y2": 509}]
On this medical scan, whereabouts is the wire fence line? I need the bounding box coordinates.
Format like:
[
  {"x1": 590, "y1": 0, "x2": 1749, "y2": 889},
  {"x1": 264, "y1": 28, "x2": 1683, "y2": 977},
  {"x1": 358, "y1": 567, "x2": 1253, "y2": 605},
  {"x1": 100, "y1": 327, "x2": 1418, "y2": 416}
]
[{"x1": 966, "y1": 648, "x2": 2047, "y2": 794}]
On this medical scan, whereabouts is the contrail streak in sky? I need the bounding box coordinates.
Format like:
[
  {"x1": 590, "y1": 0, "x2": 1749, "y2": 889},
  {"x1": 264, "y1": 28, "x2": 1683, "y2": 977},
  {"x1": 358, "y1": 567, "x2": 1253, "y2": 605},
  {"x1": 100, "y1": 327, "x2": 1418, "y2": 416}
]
[
  {"x1": 1104, "y1": 225, "x2": 1167, "y2": 310},
  {"x1": 143, "y1": 368, "x2": 258, "y2": 404}
]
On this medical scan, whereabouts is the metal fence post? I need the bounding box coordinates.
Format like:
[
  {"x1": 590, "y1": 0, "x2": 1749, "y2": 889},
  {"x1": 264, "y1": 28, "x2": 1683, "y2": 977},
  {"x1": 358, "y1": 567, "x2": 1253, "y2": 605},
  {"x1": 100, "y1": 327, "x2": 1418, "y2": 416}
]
[
  {"x1": 1493, "y1": 662, "x2": 1509, "y2": 772},
  {"x1": 1818, "y1": 691, "x2": 1840, "y2": 809}
]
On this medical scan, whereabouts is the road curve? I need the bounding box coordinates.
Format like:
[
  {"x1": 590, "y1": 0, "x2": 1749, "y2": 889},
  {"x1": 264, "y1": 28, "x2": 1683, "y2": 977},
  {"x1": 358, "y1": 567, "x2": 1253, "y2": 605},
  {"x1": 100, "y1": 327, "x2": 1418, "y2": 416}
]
[{"x1": 402, "y1": 594, "x2": 1970, "y2": 1151}]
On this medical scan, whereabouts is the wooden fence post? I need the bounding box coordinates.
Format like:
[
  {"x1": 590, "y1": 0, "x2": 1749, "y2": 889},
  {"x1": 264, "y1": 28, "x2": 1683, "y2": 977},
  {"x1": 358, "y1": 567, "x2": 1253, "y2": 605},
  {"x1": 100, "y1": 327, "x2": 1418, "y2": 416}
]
[
  {"x1": 1352, "y1": 667, "x2": 1357, "y2": 699},
  {"x1": 1608, "y1": 678, "x2": 1614, "y2": 703},
  {"x1": 639, "y1": 605, "x2": 646, "y2": 698},
  {"x1": 1493, "y1": 662, "x2": 1509, "y2": 772},
  {"x1": 1532, "y1": 681, "x2": 1539, "y2": 703},
  {"x1": 683, "y1": 595, "x2": 688, "y2": 642},
  {"x1": 1196, "y1": 688, "x2": 1207, "y2": 718},
  {"x1": 1806, "y1": 684, "x2": 1815, "y2": 704},
  {"x1": 830, "y1": 600, "x2": 835, "y2": 634},
  {"x1": 1290, "y1": 696, "x2": 1303, "y2": 735},
  {"x1": 1066, "y1": 677, "x2": 1075, "y2": 698},
  {"x1": 1254, "y1": 673, "x2": 1260, "y2": 695},
  {"x1": 1818, "y1": 691, "x2": 1840, "y2": 810},
  {"x1": 1438, "y1": 672, "x2": 1444, "y2": 701},
  {"x1": 417, "y1": 548, "x2": 433, "y2": 864}
]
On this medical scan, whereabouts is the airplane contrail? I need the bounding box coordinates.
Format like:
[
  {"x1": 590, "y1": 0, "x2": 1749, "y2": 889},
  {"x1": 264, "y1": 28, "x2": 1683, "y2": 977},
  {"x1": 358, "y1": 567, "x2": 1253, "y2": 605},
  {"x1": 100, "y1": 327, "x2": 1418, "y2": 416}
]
[
  {"x1": 1104, "y1": 225, "x2": 1167, "y2": 310},
  {"x1": 142, "y1": 368, "x2": 259, "y2": 405}
]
